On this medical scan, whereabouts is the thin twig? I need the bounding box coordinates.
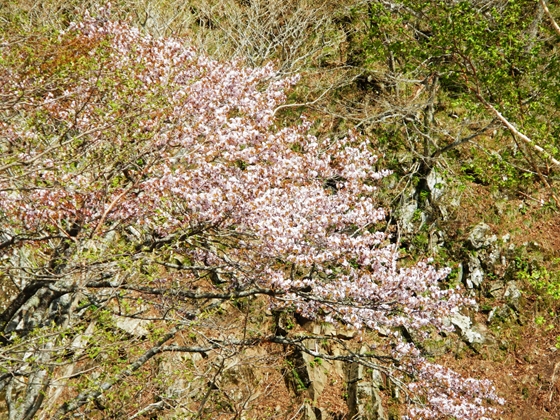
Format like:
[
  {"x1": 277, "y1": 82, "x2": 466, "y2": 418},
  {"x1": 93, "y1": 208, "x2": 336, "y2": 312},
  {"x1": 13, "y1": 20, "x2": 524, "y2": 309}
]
[
  {"x1": 477, "y1": 95, "x2": 560, "y2": 166},
  {"x1": 540, "y1": 0, "x2": 560, "y2": 36}
]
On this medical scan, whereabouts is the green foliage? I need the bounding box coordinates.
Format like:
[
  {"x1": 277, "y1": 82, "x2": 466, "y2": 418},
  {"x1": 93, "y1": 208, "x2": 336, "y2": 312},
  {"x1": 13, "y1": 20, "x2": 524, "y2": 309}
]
[
  {"x1": 515, "y1": 257, "x2": 560, "y2": 300},
  {"x1": 308, "y1": 356, "x2": 323, "y2": 368},
  {"x1": 346, "y1": 0, "x2": 560, "y2": 197},
  {"x1": 285, "y1": 360, "x2": 308, "y2": 392}
]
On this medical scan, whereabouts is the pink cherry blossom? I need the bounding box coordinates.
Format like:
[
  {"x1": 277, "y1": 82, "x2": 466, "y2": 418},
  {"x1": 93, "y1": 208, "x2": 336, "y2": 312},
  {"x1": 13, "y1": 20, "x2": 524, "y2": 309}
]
[{"x1": 0, "y1": 15, "x2": 503, "y2": 419}]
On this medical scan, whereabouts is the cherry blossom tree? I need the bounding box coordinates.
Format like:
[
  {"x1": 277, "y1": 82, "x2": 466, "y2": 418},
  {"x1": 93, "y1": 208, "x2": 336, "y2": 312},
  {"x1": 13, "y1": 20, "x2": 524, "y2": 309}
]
[{"x1": 0, "y1": 13, "x2": 503, "y2": 419}]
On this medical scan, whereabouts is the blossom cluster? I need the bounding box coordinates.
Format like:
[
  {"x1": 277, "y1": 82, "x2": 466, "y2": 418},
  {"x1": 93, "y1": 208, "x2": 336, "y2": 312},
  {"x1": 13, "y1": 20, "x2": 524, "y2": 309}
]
[
  {"x1": 0, "y1": 15, "x2": 502, "y2": 419},
  {"x1": 395, "y1": 343, "x2": 504, "y2": 419}
]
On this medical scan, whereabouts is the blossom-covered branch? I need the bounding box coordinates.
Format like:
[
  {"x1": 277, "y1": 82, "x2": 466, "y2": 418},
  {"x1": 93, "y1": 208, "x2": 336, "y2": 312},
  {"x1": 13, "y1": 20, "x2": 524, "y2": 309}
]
[{"x1": 0, "y1": 13, "x2": 502, "y2": 419}]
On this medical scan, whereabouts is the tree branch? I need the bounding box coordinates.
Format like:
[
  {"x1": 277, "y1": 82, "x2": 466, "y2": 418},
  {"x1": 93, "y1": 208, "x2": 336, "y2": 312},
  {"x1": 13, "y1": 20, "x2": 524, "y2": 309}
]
[
  {"x1": 53, "y1": 326, "x2": 215, "y2": 418},
  {"x1": 477, "y1": 95, "x2": 560, "y2": 166},
  {"x1": 540, "y1": 0, "x2": 560, "y2": 36},
  {"x1": 85, "y1": 281, "x2": 283, "y2": 300}
]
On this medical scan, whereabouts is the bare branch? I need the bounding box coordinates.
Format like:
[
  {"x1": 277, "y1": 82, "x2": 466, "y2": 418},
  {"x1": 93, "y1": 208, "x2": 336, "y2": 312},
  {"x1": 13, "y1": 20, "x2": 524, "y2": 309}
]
[
  {"x1": 478, "y1": 95, "x2": 560, "y2": 166},
  {"x1": 540, "y1": 0, "x2": 560, "y2": 36},
  {"x1": 53, "y1": 326, "x2": 215, "y2": 418}
]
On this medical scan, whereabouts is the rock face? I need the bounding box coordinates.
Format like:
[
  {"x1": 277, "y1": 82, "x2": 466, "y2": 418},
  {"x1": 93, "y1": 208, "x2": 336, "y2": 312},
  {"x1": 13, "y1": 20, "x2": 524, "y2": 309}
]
[
  {"x1": 301, "y1": 350, "x2": 329, "y2": 401},
  {"x1": 426, "y1": 168, "x2": 446, "y2": 202},
  {"x1": 446, "y1": 313, "x2": 485, "y2": 344},
  {"x1": 466, "y1": 254, "x2": 485, "y2": 289},
  {"x1": 113, "y1": 316, "x2": 150, "y2": 337},
  {"x1": 288, "y1": 322, "x2": 388, "y2": 420},
  {"x1": 488, "y1": 281, "x2": 523, "y2": 324},
  {"x1": 302, "y1": 404, "x2": 330, "y2": 420},
  {"x1": 302, "y1": 403, "x2": 319, "y2": 420},
  {"x1": 345, "y1": 348, "x2": 386, "y2": 420},
  {"x1": 468, "y1": 223, "x2": 497, "y2": 250},
  {"x1": 504, "y1": 281, "x2": 522, "y2": 310},
  {"x1": 399, "y1": 201, "x2": 418, "y2": 234},
  {"x1": 463, "y1": 222, "x2": 505, "y2": 290}
]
